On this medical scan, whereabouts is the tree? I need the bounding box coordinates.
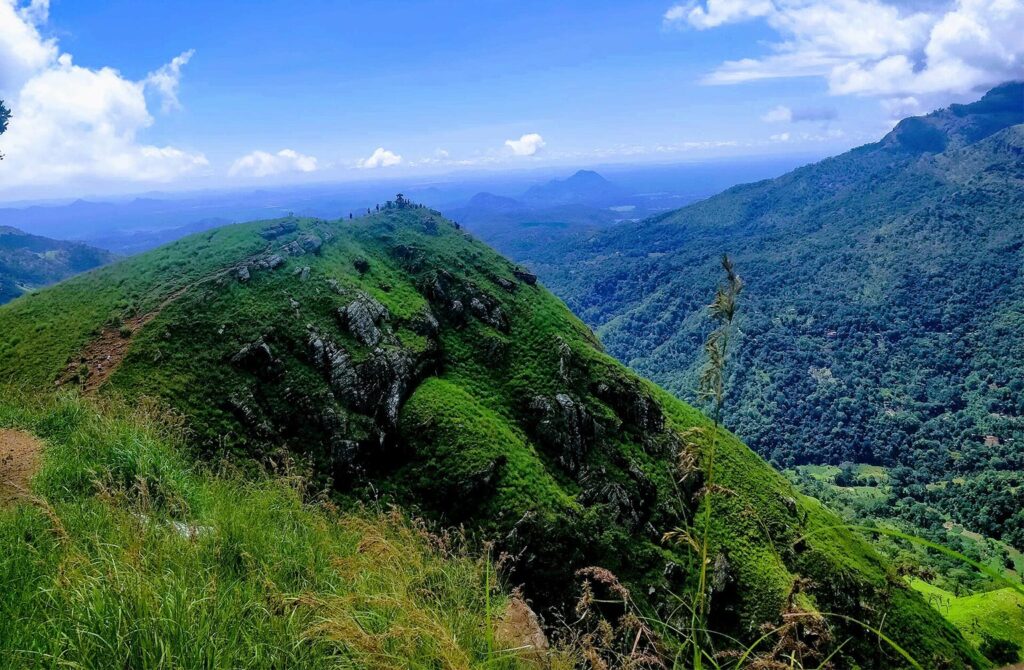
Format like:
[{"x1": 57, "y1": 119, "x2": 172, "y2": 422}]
[{"x1": 0, "y1": 99, "x2": 10, "y2": 160}]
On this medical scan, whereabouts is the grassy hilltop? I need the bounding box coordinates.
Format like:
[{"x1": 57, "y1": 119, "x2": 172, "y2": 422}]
[{"x1": 0, "y1": 203, "x2": 986, "y2": 667}]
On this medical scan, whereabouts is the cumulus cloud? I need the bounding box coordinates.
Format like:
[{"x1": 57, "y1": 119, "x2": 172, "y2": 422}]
[
  {"x1": 0, "y1": 0, "x2": 205, "y2": 191},
  {"x1": 504, "y1": 133, "x2": 546, "y2": 156},
  {"x1": 228, "y1": 149, "x2": 318, "y2": 178},
  {"x1": 146, "y1": 49, "x2": 194, "y2": 112},
  {"x1": 359, "y1": 147, "x2": 402, "y2": 168},
  {"x1": 665, "y1": 0, "x2": 1024, "y2": 107}
]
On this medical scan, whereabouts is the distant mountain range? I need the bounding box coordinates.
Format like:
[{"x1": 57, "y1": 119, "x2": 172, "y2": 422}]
[{"x1": 0, "y1": 226, "x2": 114, "y2": 305}]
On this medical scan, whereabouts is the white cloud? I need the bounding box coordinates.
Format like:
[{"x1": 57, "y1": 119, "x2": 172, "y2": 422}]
[
  {"x1": 762, "y1": 105, "x2": 793, "y2": 122},
  {"x1": 762, "y1": 103, "x2": 838, "y2": 123},
  {"x1": 504, "y1": 132, "x2": 546, "y2": 156},
  {"x1": 359, "y1": 147, "x2": 402, "y2": 168},
  {"x1": 0, "y1": 0, "x2": 205, "y2": 191},
  {"x1": 665, "y1": 0, "x2": 773, "y2": 28},
  {"x1": 228, "y1": 149, "x2": 318, "y2": 178},
  {"x1": 0, "y1": 0, "x2": 56, "y2": 93},
  {"x1": 880, "y1": 95, "x2": 922, "y2": 119},
  {"x1": 146, "y1": 49, "x2": 194, "y2": 112},
  {"x1": 770, "y1": 131, "x2": 791, "y2": 141},
  {"x1": 668, "y1": 0, "x2": 1024, "y2": 106}
]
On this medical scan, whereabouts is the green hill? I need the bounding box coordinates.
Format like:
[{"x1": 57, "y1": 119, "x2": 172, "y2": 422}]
[
  {"x1": 0, "y1": 202, "x2": 985, "y2": 667},
  {"x1": 0, "y1": 226, "x2": 114, "y2": 305},
  {"x1": 513, "y1": 82, "x2": 1024, "y2": 552}
]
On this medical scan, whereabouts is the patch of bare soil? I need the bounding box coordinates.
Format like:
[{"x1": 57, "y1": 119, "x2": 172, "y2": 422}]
[
  {"x1": 56, "y1": 251, "x2": 272, "y2": 394},
  {"x1": 0, "y1": 429, "x2": 43, "y2": 505},
  {"x1": 58, "y1": 312, "x2": 155, "y2": 393}
]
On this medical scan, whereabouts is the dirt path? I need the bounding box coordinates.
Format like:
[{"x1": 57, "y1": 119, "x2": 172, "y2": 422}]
[
  {"x1": 0, "y1": 429, "x2": 43, "y2": 505},
  {"x1": 57, "y1": 260, "x2": 253, "y2": 393}
]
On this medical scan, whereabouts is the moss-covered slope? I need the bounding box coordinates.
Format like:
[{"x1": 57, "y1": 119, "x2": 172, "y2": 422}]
[{"x1": 0, "y1": 205, "x2": 984, "y2": 667}]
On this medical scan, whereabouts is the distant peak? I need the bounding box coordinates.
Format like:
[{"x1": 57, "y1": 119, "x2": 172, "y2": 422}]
[
  {"x1": 566, "y1": 169, "x2": 608, "y2": 182},
  {"x1": 881, "y1": 80, "x2": 1024, "y2": 154}
]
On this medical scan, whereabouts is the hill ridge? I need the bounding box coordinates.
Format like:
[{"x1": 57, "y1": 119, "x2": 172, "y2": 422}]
[{"x1": 0, "y1": 203, "x2": 985, "y2": 667}]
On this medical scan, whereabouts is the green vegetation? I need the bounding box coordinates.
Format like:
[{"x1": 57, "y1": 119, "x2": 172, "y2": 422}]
[
  {"x1": 0, "y1": 390, "x2": 533, "y2": 669},
  {"x1": 0, "y1": 226, "x2": 114, "y2": 305},
  {"x1": 0, "y1": 199, "x2": 987, "y2": 666},
  {"x1": 518, "y1": 82, "x2": 1024, "y2": 554},
  {"x1": 0, "y1": 97, "x2": 9, "y2": 161},
  {"x1": 910, "y1": 579, "x2": 1024, "y2": 664}
]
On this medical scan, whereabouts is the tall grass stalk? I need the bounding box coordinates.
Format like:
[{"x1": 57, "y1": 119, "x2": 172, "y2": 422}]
[{"x1": 691, "y1": 255, "x2": 744, "y2": 666}]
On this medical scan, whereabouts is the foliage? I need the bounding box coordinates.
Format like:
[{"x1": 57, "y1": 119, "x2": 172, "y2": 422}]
[
  {"x1": 0, "y1": 204, "x2": 986, "y2": 667},
  {"x1": 0, "y1": 226, "x2": 115, "y2": 305},
  {"x1": 0, "y1": 98, "x2": 8, "y2": 159},
  {"x1": 515, "y1": 82, "x2": 1024, "y2": 553},
  {"x1": 0, "y1": 390, "x2": 532, "y2": 669}
]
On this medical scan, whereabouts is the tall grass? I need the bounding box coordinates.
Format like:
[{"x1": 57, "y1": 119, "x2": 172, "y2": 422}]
[{"x1": 0, "y1": 390, "x2": 539, "y2": 669}]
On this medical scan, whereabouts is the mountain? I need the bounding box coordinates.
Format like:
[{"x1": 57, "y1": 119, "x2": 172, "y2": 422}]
[
  {"x1": 0, "y1": 226, "x2": 115, "y2": 304},
  {"x1": 521, "y1": 169, "x2": 626, "y2": 207},
  {"x1": 0, "y1": 203, "x2": 983, "y2": 666},
  {"x1": 513, "y1": 83, "x2": 1024, "y2": 551}
]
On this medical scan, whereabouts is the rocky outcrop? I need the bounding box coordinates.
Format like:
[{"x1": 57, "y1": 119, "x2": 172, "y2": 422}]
[
  {"x1": 337, "y1": 292, "x2": 389, "y2": 347},
  {"x1": 513, "y1": 268, "x2": 537, "y2": 285},
  {"x1": 230, "y1": 337, "x2": 283, "y2": 379},
  {"x1": 593, "y1": 378, "x2": 664, "y2": 434},
  {"x1": 307, "y1": 329, "x2": 440, "y2": 432},
  {"x1": 527, "y1": 393, "x2": 599, "y2": 474},
  {"x1": 259, "y1": 221, "x2": 298, "y2": 240},
  {"x1": 421, "y1": 270, "x2": 509, "y2": 332},
  {"x1": 257, "y1": 254, "x2": 285, "y2": 270},
  {"x1": 282, "y1": 234, "x2": 323, "y2": 256}
]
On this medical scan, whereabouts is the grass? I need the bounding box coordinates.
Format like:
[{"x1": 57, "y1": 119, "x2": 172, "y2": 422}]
[
  {"x1": 0, "y1": 390, "x2": 541, "y2": 669},
  {"x1": 0, "y1": 206, "x2": 990, "y2": 668},
  {"x1": 911, "y1": 579, "x2": 1024, "y2": 661}
]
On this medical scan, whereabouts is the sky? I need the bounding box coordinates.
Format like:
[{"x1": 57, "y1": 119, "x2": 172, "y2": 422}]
[{"x1": 0, "y1": 0, "x2": 1021, "y2": 199}]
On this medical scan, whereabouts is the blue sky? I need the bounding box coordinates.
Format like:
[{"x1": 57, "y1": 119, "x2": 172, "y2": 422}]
[{"x1": 0, "y1": 0, "x2": 1019, "y2": 198}]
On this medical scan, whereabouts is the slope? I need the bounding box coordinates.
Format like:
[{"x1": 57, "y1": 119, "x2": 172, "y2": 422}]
[
  {"x1": 0, "y1": 391, "x2": 533, "y2": 669},
  {"x1": 517, "y1": 82, "x2": 1024, "y2": 550},
  {"x1": 0, "y1": 225, "x2": 114, "y2": 305},
  {"x1": 0, "y1": 202, "x2": 983, "y2": 667}
]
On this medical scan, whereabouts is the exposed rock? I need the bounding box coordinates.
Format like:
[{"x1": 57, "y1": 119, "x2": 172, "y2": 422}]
[
  {"x1": 711, "y1": 553, "x2": 733, "y2": 593},
  {"x1": 527, "y1": 393, "x2": 598, "y2": 473},
  {"x1": 338, "y1": 292, "x2": 389, "y2": 347},
  {"x1": 236, "y1": 266, "x2": 251, "y2": 283},
  {"x1": 495, "y1": 597, "x2": 549, "y2": 662},
  {"x1": 307, "y1": 330, "x2": 438, "y2": 431},
  {"x1": 259, "y1": 221, "x2": 298, "y2": 240},
  {"x1": 293, "y1": 266, "x2": 311, "y2": 281},
  {"x1": 410, "y1": 308, "x2": 440, "y2": 337},
  {"x1": 225, "y1": 389, "x2": 273, "y2": 437},
  {"x1": 282, "y1": 234, "x2": 323, "y2": 256},
  {"x1": 258, "y1": 254, "x2": 285, "y2": 270},
  {"x1": 496, "y1": 277, "x2": 516, "y2": 292},
  {"x1": 593, "y1": 378, "x2": 664, "y2": 434},
  {"x1": 513, "y1": 268, "x2": 537, "y2": 285},
  {"x1": 230, "y1": 337, "x2": 282, "y2": 378}
]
